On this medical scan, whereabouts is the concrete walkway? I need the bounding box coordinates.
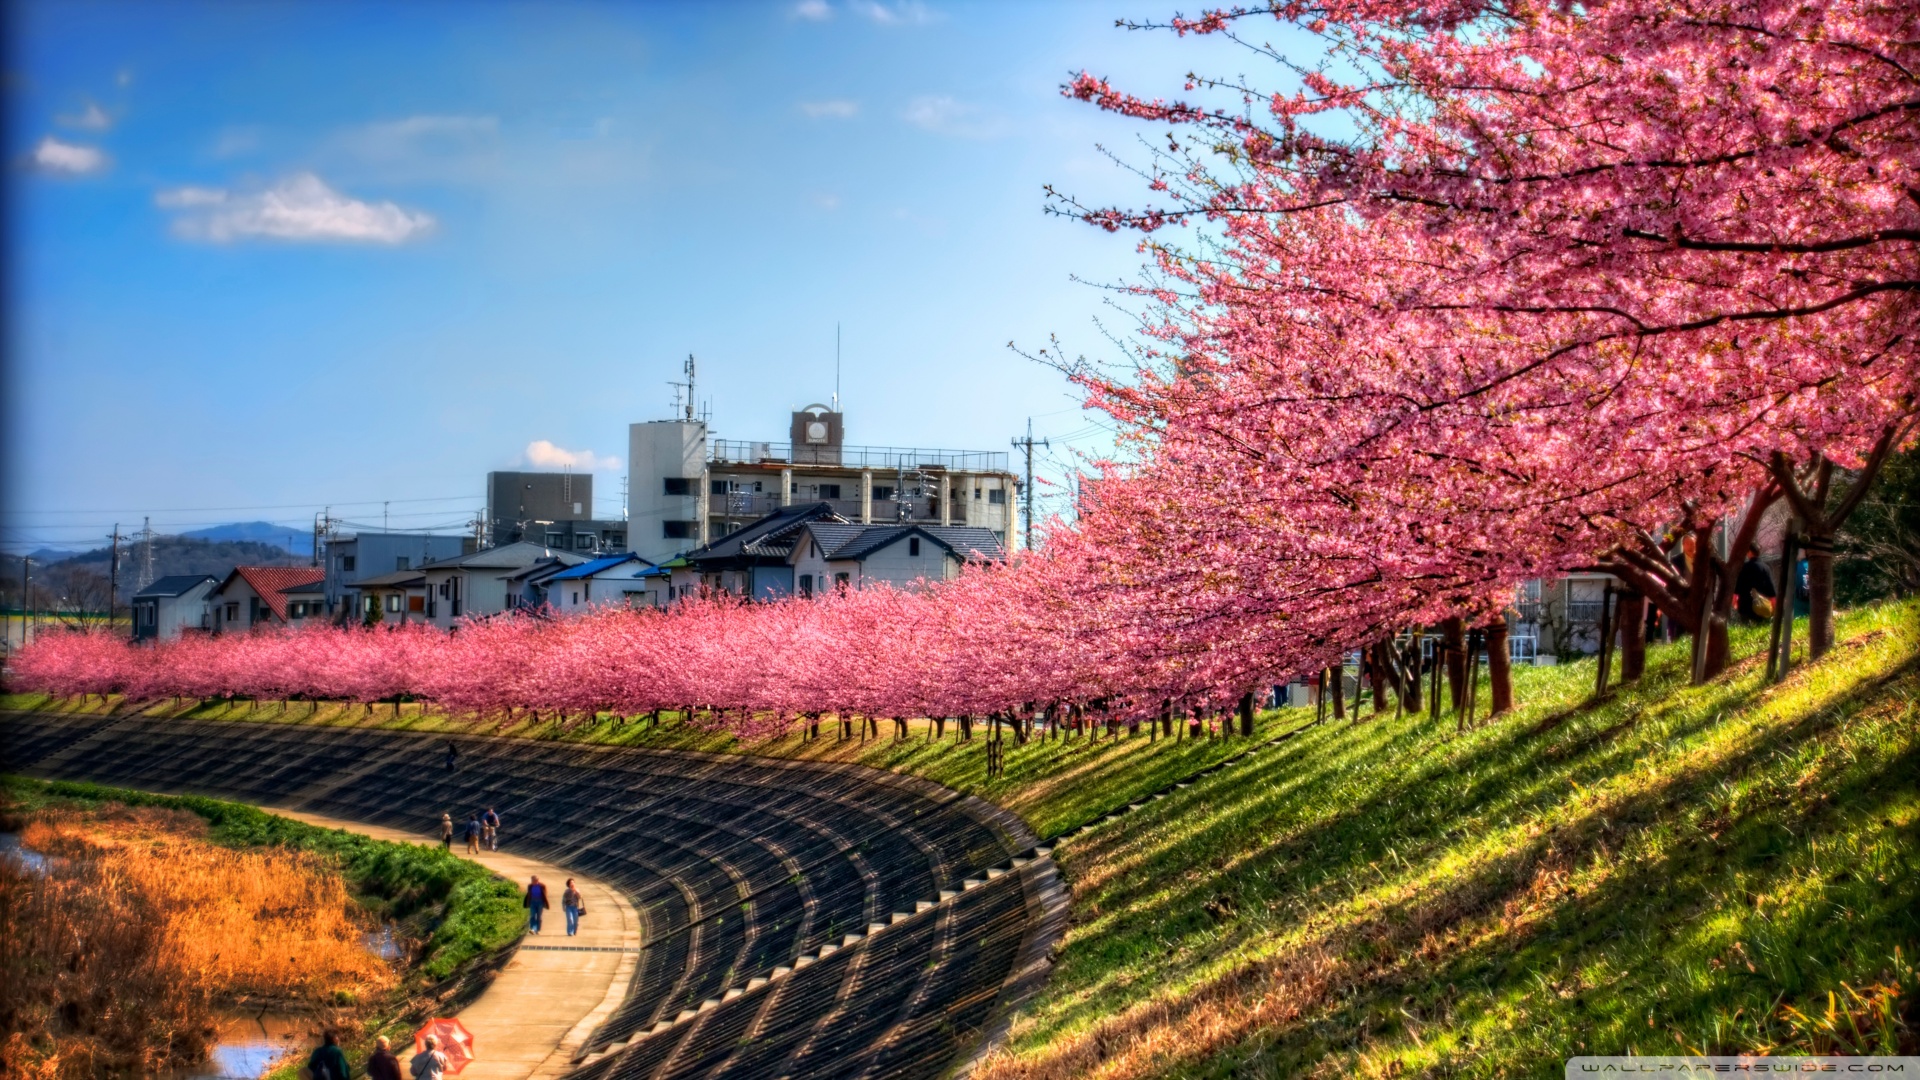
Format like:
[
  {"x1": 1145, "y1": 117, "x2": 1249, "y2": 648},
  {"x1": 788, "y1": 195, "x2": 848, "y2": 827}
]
[{"x1": 275, "y1": 810, "x2": 640, "y2": 1080}]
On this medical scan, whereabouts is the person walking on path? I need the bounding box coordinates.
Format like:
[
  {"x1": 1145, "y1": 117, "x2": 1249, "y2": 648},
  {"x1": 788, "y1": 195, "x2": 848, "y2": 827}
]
[
  {"x1": 524, "y1": 874, "x2": 551, "y2": 934},
  {"x1": 409, "y1": 1035, "x2": 449, "y2": 1080},
  {"x1": 306, "y1": 1032, "x2": 350, "y2": 1080},
  {"x1": 463, "y1": 813, "x2": 483, "y2": 855},
  {"x1": 562, "y1": 878, "x2": 585, "y2": 936},
  {"x1": 439, "y1": 813, "x2": 454, "y2": 851},
  {"x1": 482, "y1": 806, "x2": 501, "y2": 851},
  {"x1": 364, "y1": 1037, "x2": 403, "y2": 1080},
  {"x1": 443, "y1": 740, "x2": 458, "y2": 774}
]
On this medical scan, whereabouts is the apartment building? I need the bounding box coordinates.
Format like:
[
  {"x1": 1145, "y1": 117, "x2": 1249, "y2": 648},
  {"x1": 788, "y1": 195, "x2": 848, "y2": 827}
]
[{"x1": 627, "y1": 406, "x2": 1019, "y2": 565}]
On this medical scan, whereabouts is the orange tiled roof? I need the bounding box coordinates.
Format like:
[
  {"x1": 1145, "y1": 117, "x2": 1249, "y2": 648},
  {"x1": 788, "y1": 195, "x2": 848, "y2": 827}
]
[{"x1": 226, "y1": 566, "x2": 325, "y2": 622}]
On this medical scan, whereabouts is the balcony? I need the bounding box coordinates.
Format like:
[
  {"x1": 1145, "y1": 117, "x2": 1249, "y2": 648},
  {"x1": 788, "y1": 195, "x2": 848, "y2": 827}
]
[
  {"x1": 709, "y1": 440, "x2": 1009, "y2": 473},
  {"x1": 707, "y1": 494, "x2": 966, "y2": 528}
]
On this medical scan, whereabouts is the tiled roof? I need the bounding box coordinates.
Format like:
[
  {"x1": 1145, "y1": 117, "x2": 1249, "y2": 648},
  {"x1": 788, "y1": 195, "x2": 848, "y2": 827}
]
[
  {"x1": 801, "y1": 522, "x2": 1006, "y2": 563},
  {"x1": 133, "y1": 574, "x2": 216, "y2": 599},
  {"x1": 350, "y1": 570, "x2": 427, "y2": 589},
  {"x1": 219, "y1": 566, "x2": 325, "y2": 621},
  {"x1": 684, "y1": 502, "x2": 848, "y2": 566},
  {"x1": 548, "y1": 552, "x2": 653, "y2": 582},
  {"x1": 421, "y1": 541, "x2": 590, "y2": 572}
]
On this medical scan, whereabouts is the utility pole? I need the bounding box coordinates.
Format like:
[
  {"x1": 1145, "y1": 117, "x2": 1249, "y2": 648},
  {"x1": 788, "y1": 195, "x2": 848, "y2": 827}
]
[
  {"x1": 1010, "y1": 419, "x2": 1050, "y2": 552},
  {"x1": 108, "y1": 524, "x2": 121, "y2": 632},
  {"x1": 19, "y1": 556, "x2": 29, "y2": 649},
  {"x1": 138, "y1": 516, "x2": 155, "y2": 591}
]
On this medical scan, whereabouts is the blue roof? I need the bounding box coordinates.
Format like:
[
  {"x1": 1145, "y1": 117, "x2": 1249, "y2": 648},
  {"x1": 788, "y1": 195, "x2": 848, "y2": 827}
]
[{"x1": 547, "y1": 552, "x2": 651, "y2": 581}]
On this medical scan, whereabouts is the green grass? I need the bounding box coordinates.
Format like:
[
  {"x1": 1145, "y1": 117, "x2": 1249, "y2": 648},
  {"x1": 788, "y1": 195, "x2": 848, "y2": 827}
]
[
  {"x1": 2, "y1": 693, "x2": 1274, "y2": 842},
  {"x1": 0, "y1": 776, "x2": 524, "y2": 984},
  {"x1": 970, "y1": 600, "x2": 1920, "y2": 1079}
]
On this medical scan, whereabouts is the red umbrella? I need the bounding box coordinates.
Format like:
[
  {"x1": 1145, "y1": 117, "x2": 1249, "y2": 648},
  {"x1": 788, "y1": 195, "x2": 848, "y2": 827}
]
[{"x1": 413, "y1": 1018, "x2": 475, "y2": 1075}]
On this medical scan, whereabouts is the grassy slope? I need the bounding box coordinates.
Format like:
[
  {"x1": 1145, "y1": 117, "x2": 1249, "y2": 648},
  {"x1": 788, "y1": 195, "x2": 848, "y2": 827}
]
[
  {"x1": 2, "y1": 692, "x2": 1267, "y2": 842},
  {"x1": 973, "y1": 601, "x2": 1920, "y2": 1079}
]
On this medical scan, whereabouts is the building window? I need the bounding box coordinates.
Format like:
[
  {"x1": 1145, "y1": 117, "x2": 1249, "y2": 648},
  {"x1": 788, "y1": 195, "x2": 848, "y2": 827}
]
[
  {"x1": 225, "y1": 602, "x2": 239, "y2": 622},
  {"x1": 396, "y1": 556, "x2": 410, "y2": 571},
  {"x1": 820, "y1": 484, "x2": 842, "y2": 500},
  {"x1": 663, "y1": 520, "x2": 694, "y2": 539},
  {"x1": 572, "y1": 502, "x2": 582, "y2": 515},
  {"x1": 572, "y1": 592, "x2": 580, "y2": 604},
  {"x1": 834, "y1": 572, "x2": 850, "y2": 588},
  {"x1": 909, "y1": 537, "x2": 921, "y2": 557},
  {"x1": 576, "y1": 535, "x2": 594, "y2": 550},
  {"x1": 873, "y1": 486, "x2": 894, "y2": 501},
  {"x1": 341, "y1": 555, "x2": 356, "y2": 571},
  {"x1": 546, "y1": 533, "x2": 564, "y2": 547},
  {"x1": 711, "y1": 478, "x2": 730, "y2": 495},
  {"x1": 664, "y1": 477, "x2": 692, "y2": 496},
  {"x1": 988, "y1": 488, "x2": 1007, "y2": 505},
  {"x1": 610, "y1": 533, "x2": 624, "y2": 548},
  {"x1": 799, "y1": 574, "x2": 813, "y2": 598},
  {"x1": 386, "y1": 594, "x2": 402, "y2": 613}
]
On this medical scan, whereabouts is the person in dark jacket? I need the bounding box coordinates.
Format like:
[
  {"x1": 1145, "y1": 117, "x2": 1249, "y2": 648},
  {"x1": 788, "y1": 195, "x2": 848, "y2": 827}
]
[
  {"x1": 1734, "y1": 546, "x2": 1777, "y2": 623},
  {"x1": 482, "y1": 806, "x2": 501, "y2": 851},
  {"x1": 443, "y1": 741, "x2": 458, "y2": 773},
  {"x1": 524, "y1": 874, "x2": 551, "y2": 934},
  {"x1": 463, "y1": 814, "x2": 483, "y2": 855},
  {"x1": 365, "y1": 1036, "x2": 403, "y2": 1080},
  {"x1": 307, "y1": 1032, "x2": 350, "y2": 1080}
]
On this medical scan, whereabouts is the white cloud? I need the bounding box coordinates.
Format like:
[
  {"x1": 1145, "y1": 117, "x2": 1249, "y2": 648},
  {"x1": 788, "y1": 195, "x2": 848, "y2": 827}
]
[
  {"x1": 798, "y1": 100, "x2": 859, "y2": 119},
  {"x1": 851, "y1": 0, "x2": 935, "y2": 24},
  {"x1": 31, "y1": 136, "x2": 108, "y2": 175},
  {"x1": 59, "y1": 103, "x2": 112, "y2": 131},
  {"x1": 812, "y1": 193, "x2": 842, "y2": 210},
  {"x1": 155, "y1": 173, "x2": 435, "y2": 244},
  {"x1": 525, "y1": 441, "x2": 619, "y2": 471},
  {"x1": 902, "y1": 95, "x2": 1002, "y2": 138},
  {"x1": 793, "y1": 0, "x2": 832, "y2": 19}
]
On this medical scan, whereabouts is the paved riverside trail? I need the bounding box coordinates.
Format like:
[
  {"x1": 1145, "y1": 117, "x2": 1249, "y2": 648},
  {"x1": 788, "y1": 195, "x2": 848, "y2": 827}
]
[
  {"x1": 0, "y1": 711, "x2": 1063, "y2": 1080},
  {"x1": 274, "y1": 810, "x2": 640, "y2": 1080}
]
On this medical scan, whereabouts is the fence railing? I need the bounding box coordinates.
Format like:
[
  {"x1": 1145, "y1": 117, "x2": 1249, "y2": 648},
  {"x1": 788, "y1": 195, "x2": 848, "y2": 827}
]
[{"x1": 709, "y1": 440, "x2": 1010, "y2": 473}]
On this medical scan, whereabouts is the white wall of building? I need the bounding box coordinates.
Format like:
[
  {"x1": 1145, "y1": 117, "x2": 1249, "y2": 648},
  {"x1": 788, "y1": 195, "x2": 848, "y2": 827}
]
[{"x1": 628, "y1": 420, "x2": 709, "y2": 565}]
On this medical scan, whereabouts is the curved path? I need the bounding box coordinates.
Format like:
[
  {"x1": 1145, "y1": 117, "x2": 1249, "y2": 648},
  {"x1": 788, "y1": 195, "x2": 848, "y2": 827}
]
[
  {"x1": 274, "y1": 809, "x2": 640, "y2": 1080},
  {"x1": 0, "y1": 711, "x2": 1066, "y2": 1080}
]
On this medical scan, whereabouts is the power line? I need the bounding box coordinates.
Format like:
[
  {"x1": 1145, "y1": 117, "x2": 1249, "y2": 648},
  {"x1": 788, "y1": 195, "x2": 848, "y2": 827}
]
[{"x1": 0, "y1": 494, "x2": 482, "y2": 516}]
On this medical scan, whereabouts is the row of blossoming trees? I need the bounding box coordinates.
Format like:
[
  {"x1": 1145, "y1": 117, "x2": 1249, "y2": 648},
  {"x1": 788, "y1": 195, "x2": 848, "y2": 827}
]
[{"x1": 11, "y1": 0, "x2": 1917, "y2": 734}]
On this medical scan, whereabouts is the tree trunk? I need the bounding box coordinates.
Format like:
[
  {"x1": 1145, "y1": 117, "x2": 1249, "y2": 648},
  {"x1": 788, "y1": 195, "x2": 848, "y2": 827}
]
[
  {"x1": 1485, "y1": 621, "x2": 1513, "y2": 716},
  {"x1": 1442, "y1": 617, "x2": 1467, "y2": 712},
  {"x1": 1403, "y1": 634, "x2": 1423, "y2": 715},
  {"x1": 1616, "y1": 591, "x2": 1647, "y2": 683},
  {"x1": 1239, "y1": 691, "x2": 1254, "y2": 736},
  {"x1": 1805, "y1": 531, "x2": 1836, "y2": 658},
  {"x1": 1330, "y1": 664, "x2": 1345, "y2": 721}
]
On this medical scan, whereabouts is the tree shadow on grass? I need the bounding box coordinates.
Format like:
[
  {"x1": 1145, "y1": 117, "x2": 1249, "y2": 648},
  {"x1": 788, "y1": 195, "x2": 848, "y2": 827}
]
[{"x1": 1008, "y1": 637, "x2": 1917, "y2": 1070}]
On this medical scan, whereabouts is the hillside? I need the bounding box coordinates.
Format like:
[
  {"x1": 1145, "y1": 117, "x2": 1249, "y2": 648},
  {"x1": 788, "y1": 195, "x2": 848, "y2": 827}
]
[
  {"x1": 1, "y1": 537, "x2": 305, "y2": 609},
  {"x1": 972, "y1": 602, "x2": 1919, "y2": 1077}
]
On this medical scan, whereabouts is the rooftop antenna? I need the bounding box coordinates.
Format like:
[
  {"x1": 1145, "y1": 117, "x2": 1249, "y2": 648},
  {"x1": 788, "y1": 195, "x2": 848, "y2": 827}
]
[
  {"x1": 834, "y1": 323, "x2": 841, "y2": 413},
  {"x1": 669, "y1": 354, "x2": 697, "y2": 420}
]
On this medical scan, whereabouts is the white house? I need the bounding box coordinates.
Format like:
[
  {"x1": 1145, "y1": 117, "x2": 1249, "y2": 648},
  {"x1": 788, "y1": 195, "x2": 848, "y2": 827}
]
[
  {"x1": 131, "y1": 575, "x2": 217, "y2": 641},
  {"x1": 544, "y1": 552, "x2": 658, "y2": 616},
  {"x1": 789, "y1": 522, "x2": 1004, "y2": 597},
  {"x1": 416, "y1": 542, "x2": 588, "y2": 628},
  {"x1": 206, "y1": 566, "x2": 327, "y2": 634}
]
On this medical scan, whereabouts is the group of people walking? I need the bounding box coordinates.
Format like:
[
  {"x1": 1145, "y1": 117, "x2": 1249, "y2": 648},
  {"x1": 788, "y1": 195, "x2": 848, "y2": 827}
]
[
  {"x1": 437, "y1": 807, "x2": 502, "y2": 855},
  {"x1": 521, "y1": 874, "x2": 587, "y2": 936},
  {"x1": 306, "y1": 1032, "x2": 449, "y2": 1080}
]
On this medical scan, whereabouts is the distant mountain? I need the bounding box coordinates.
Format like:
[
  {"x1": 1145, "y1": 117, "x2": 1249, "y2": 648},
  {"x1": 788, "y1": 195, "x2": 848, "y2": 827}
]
[
  {"x1": 180, "y1": 521, "x2": 314, "y2": 556},
  {"x1": 2, "y1": 536, "x2": 310, "y2": 609}
]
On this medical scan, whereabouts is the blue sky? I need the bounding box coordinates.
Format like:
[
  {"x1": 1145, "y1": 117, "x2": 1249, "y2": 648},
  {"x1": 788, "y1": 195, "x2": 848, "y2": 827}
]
[{"x1": 4, "y1": 0, "x2": 1277, "y2": 551}]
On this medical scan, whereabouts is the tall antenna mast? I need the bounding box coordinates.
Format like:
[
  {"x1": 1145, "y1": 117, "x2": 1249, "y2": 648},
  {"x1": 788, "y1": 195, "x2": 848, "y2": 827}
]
[
  {"x1": 686, "y1": 354, "x2": 697, "y2": 420},
  {"x1": 138, "y1": 516, "x2": 156, "y2": 590},
  {"x1": 834, "y1": 323, "x2": 841, "y2": 412}
]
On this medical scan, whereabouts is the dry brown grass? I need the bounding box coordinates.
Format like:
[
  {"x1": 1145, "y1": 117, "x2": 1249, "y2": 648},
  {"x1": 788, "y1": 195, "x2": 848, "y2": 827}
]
[{"x1": 0, "y1": 805, "x2": 395, "y2": 1077}]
